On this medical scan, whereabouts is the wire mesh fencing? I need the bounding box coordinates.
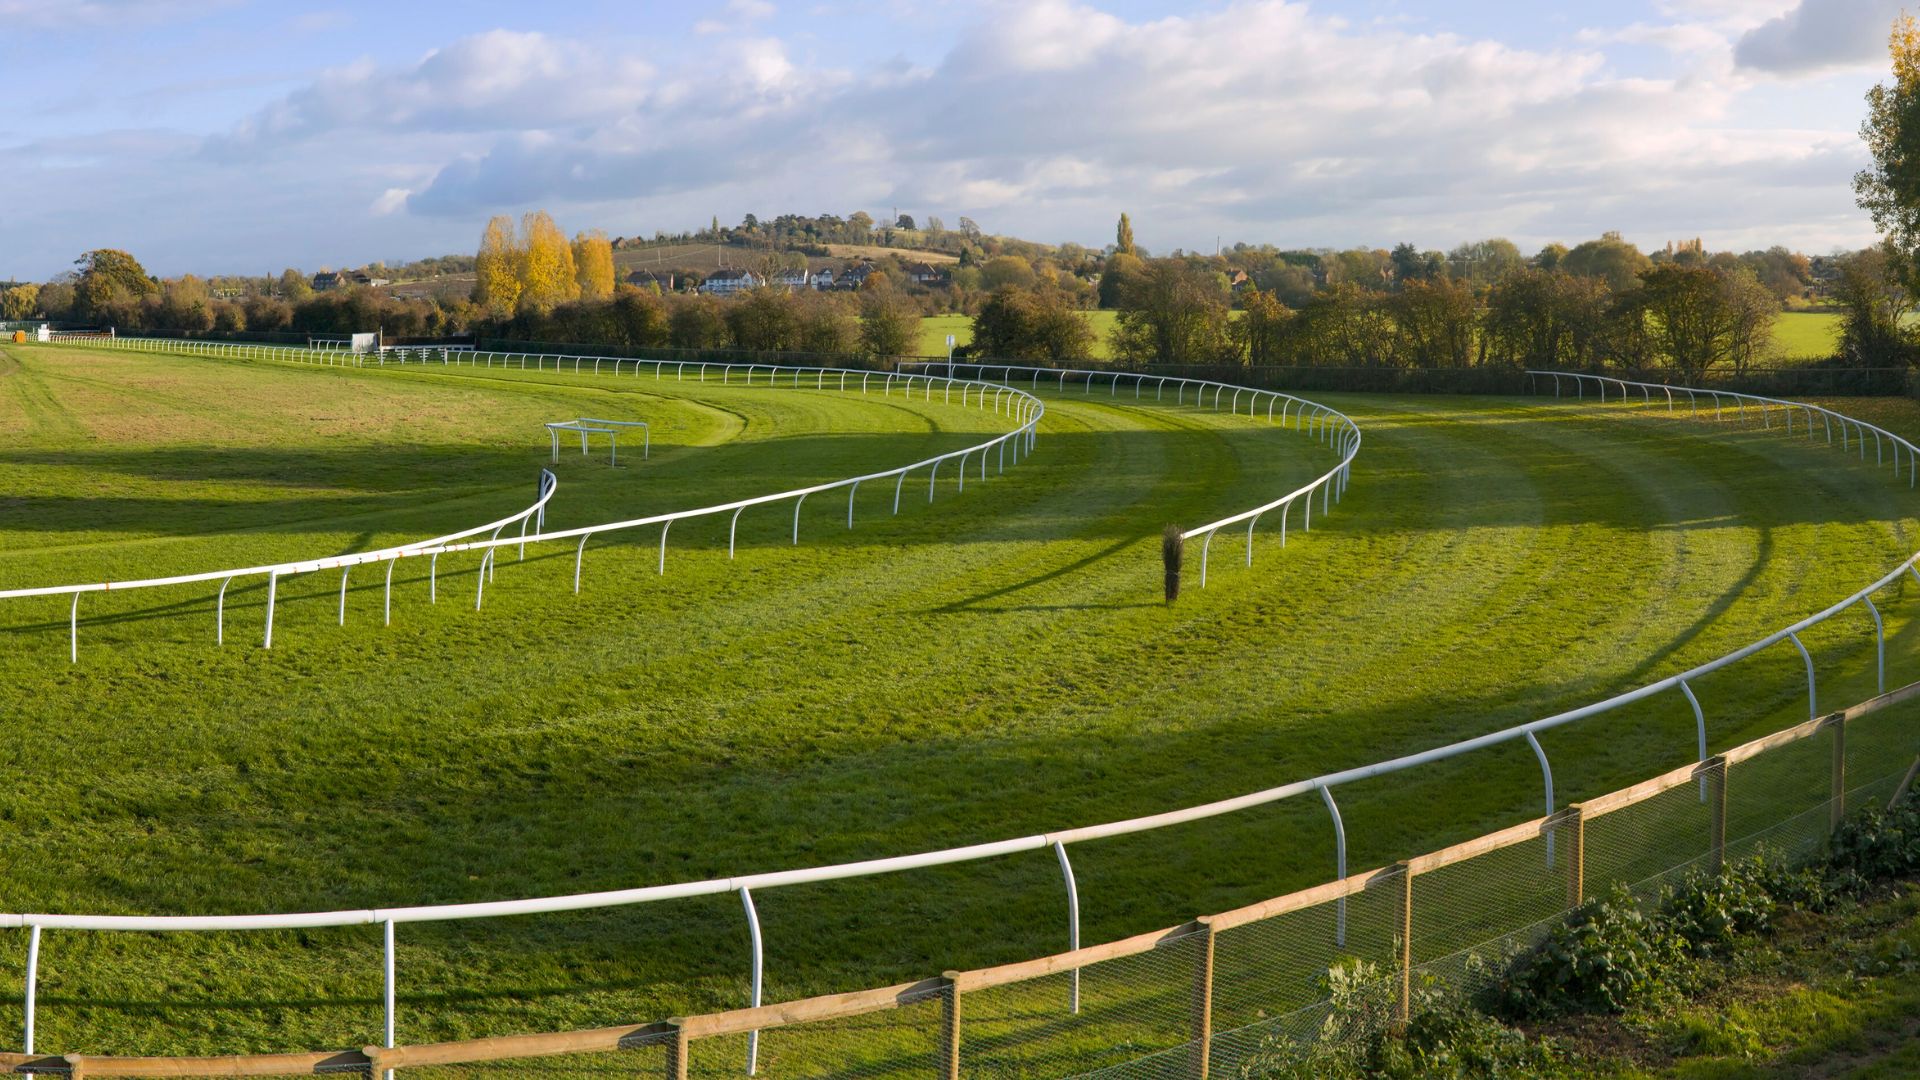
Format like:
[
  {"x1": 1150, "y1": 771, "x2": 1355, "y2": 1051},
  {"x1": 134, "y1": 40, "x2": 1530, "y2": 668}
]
[{"x1": 7, "y1": 688, "x2": 1914, "y2": 1080}]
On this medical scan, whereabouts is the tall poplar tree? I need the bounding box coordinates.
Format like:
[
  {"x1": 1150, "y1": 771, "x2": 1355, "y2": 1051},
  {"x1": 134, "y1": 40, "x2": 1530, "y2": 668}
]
[
  {"x1": 474, "y1": 216, "x2": 524, "y2": 316},
  {"x1": 519, "y1": 211, "x2": 580, "y2": 312},
  {"x1": 572, "y1": 230, "x2": 616, "y2": 301}
]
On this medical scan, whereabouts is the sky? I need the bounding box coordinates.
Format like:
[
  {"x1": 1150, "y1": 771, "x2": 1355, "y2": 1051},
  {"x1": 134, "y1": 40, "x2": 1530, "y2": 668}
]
[{"x1": 0, "y1": 0, "x2": 1907, "y2": 279}]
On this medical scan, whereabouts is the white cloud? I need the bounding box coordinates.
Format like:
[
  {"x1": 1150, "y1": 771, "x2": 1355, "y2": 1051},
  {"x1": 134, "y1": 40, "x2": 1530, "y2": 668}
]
[
  {"x1": 221, "y1": 30, "x2": 654, "y2": 145},
  {"x1": 370, "y1": 188, "x2": 410, "y2": 215},
  {"x1": 1735, "y1": 0, "x2": 1904, "y2": 73},
  {"x1": 0, "y1": 0, "x2": 1886, "y2": 276}
]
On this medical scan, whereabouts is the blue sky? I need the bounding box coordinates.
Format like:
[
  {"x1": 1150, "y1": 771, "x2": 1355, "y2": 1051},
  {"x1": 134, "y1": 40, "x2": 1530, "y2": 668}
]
[{"x1": 0, "y1": 0, "x2": 1904, "y2": 278}]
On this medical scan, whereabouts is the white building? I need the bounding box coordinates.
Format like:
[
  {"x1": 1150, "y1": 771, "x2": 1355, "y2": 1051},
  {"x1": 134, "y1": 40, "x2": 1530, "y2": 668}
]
[{"x1": 699, "y1": 268, "x2": 765, "y2": 296}]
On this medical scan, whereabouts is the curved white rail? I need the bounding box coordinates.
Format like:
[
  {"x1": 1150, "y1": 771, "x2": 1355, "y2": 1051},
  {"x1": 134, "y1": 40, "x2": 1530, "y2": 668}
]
[
  {"x1": 903, "y1": 362, "x2": 1362, "y2": 586},
  {"x1": 0, "y1": 352, "x2": 1910, "y2": 1068},
  {"x1": 8, "y1": 338, "x2": 1046, "y2": 660}
]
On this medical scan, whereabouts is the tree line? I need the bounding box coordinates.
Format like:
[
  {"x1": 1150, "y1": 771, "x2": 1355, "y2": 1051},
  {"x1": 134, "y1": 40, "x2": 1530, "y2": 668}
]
[{"x1": 15, "y1": 204, "x2": 1905, "y2": 375}]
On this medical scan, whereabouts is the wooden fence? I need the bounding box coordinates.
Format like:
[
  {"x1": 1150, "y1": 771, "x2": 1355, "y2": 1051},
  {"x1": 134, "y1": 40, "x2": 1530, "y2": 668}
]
[{"x1": 8, "y1": 682, "x2": 1917, "y2": 1079}]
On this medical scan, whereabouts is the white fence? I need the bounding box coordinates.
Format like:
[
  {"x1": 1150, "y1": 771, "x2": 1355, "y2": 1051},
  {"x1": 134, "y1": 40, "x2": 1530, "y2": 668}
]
[
  {"x1": 5, "y1": 337, "x2": 1046, "y2": 661},
  {"x1": 903, "y1": 361, "x2": 1362, "y2": 586},
  {"x1": 0, "y1": 355, "x2": 1906, "y2": 1068}
]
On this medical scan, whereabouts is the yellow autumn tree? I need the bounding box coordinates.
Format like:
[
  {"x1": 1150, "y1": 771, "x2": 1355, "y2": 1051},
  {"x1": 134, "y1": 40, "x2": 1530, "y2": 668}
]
[
  {"x1": 519, "y1": 211, "x2": 580, "y2": 312},
  {"x1": 474, "y1": 215, "x2": 524, "y2": 316},
  {"x1": 572, "y1": 229, "x2": 616, "y2": 301}
]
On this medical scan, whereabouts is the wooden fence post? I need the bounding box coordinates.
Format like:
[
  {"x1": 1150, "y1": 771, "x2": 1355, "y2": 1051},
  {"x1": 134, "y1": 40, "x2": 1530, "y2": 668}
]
[
  {"x1": 1829, "y1": 714, "x2": 1847, "y2": 835},
  {"x1": 1189, "y1": 919, "x2": 1215, "y2": 1079},
  {"x1": 1708, "y1": 756, "x2": 1728, "y2": 874},
  {"x1": 939, "y1": 972, "x2": 962, "y2": 1080},
  {"x1": 1394, "y1": 863, "x2": 1414, "y2": 1028},
  {"x1": 1892, "y1": 755, "x2": 1920, "y2": 810},
  {"x1": 1564, "y1": 805, "x2": 1586, "y2": 909},
  {"x1": 664, "y1": 1019, "x2": 688, "y2": 1080}
]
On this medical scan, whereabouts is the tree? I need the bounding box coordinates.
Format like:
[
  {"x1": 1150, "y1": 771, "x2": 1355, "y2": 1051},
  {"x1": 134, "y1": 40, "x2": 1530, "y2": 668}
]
[
  {"x1": 860, "y1": 290, "x2": 919, "y2": 357},
  {"x1": 279, "y1": 268, "x2": 313, "y2": 301},
  {"x1": 1446, "y1": 238, "x2": 1524, "y2": 287},
  {"x1": 572, "y1": 230, "x2": 616, "y2": 301},
  {"x1": 2, "y1": 283, "x2": 40, "y2": 320},
  {"x1": 1833, "y1": 246, "x2": 1917, "y2": 364},
  {"x1": 725, "y1": 288, "x2": 796, "y2": 351},
  {"x1": 157, "y1": 275, "x2": 215, "y2": 332},
  {"x1": 1391, "y1": 277, "x2": 1481, "y2": 367},
  {"x1": 1277, "y1": 283, "x2": 1395, "y2": 366},
  {"x1": 1235, "y1": 287, "x2": 1292, "y2": 366},
  {"x1": 1390, "y1": 243, "x2": 1442, "y2": 284},
  {"x1": 1099, "y1": 251, "x2": 1145, "y2": 309},
  {"x1": 971, "y1": 287, "x2": 1093, "y2": 361},
  {"x1": 848, "y1": 211, "x2": 874, "y2": 239},
  {"x1": 793, "y1": 292, "x2": 859, "y2": 355},
  {"x1": 244, "y1": 294, "x2": 293, "y2": 331},
  {"x1": 1110, "y1": 260, "x2": 1236, "y2": 365},
  {"x1": 895, "y1": 213, "x2": 916, "y2": 230},
  {"x1": 669, "y1": 295, "x2": 730, "y2": 349},
  {"x1": 519, "y1": 211, "x2": 580, "y2": 312},
  {"x1": 610, "y1": 286, "x2": 670, "y2": 349},
  {"x1": 1116, "y1": 213, "x2": 1137, "y2": 256},
  {"x1": 1856, "y1": 14, "x2": 1920, "y2": 295},
  {"x1": 981, "y1": 255, "x2": 1035, "y2": 290},
  {"x1": 1561, "y1": 233, "x2": 1651, "y2": 292},
  {"x1": 1483, "y1": 269, "x2": 1609, "y2": 368},
  {"x1": 1636, "y1": 264, "x2": 1776, "y2": 376},
  {"x1": 475, "y1": 215, "x2": 524, "y2": 316},
  {"x1": 72, "y1": 249, "x2": 156, "y2": 319}
]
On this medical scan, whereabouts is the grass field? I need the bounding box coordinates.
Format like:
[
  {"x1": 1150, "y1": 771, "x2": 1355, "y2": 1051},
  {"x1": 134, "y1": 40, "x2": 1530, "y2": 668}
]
[
  {"x1": 919, "y1": 309, "x2": 1842, "y2": 364},
  {"x1": 1, "y1": 342, "x2": 1918, "y2": 1056},
  {"x1": 1771, "y1": 310, "x2": 1843, "y2": 360},
  {"x1": 917, "y1": 311, "x2": 1119, "y2": 359}
]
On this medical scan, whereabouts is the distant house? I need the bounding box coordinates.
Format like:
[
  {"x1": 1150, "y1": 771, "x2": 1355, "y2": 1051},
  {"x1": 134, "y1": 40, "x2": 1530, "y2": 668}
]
[
  {"x1": 905, "y1": 262, "x2": 948, "y2": 286},
  {"x1": 812, "y1": 268, "x2": 837, "y2": 290},
  {"x1": 699, "y1": 268, "x2": 764, "y2": 296},
  {"x1": 626, "y1": 270, "x2": 676, "y2": 292},
  {"x1": 771, "y1": 268, "x2": 813, "y2": 291},
  {"x1": 839, "y1": 263, "x2": 875, "y2": 290},
  {"x1": 312, "y1": 270, "x2": 388, "y2": 292},
  {"x1": 1226, "y1": 269, "x2": 1251, "y2": 290}
]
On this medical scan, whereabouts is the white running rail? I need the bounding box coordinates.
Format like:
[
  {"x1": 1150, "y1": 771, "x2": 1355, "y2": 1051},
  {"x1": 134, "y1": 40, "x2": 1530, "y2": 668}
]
[
  {"x1": 0, "y1": 353, "x2": 1908, "y2": 1071},
  {"x1": 5, "y1": 337, "x2": 1044, "y2": 665},
  {"x1": 903, "y1": 361, "x2": 1362, "y2": 586}
]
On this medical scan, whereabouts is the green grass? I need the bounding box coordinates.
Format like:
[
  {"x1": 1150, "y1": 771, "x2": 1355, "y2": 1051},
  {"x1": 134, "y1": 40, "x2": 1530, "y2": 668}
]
[
  {"x1": 2, "y1": 343, "x2": 1919, "y2": 1059},
  {"x1": 1771, "y1": 311, "x2": 1843, "y2": 361},
  {"x1": 916, "y1": 311, "x2": 1119, "y2": 359}
]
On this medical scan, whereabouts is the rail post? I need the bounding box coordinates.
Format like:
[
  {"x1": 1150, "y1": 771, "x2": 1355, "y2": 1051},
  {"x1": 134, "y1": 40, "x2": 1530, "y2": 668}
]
[
  {"x1": 1564, "y1": 805, "x2": 1586, "y2": 907},
  {"x1": 665, "y1": 1019, "x2": 690, "y2": 1080},
  {"x1": 1708, "y1": 756, "x2": 1729, "y2": 874},
  {"x1": 23, "y1": 925, "x2": 40, "y2": 1054},
  {"x1": 1394, "y1": 862, "x2": 1414, "y2": 1028},
  {"x1": 939, "y1": 971, "x2": 962, "y2": 1080},
  {"x1": 1190, "y1": 918, "x2": 1216, "y2": 1079},
  {"x1": 1830, "y1": 713, "x2": 1847, "y2": 835}
]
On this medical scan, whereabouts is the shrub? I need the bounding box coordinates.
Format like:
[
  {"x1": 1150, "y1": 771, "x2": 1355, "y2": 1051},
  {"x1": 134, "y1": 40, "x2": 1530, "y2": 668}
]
[
  {"x1": 1488, "y1": 886, "x2": 1687, "y2": 1019},
  {"x1": 1827, "y1": 796, "x2": 1920, "y2": 887},
  {"x1": 1663, "y1": 857, "x2": 1786, "y2": 957},
  {"x1": 1244, "y1": 962, "x2": 1567, "y2": 1079}
]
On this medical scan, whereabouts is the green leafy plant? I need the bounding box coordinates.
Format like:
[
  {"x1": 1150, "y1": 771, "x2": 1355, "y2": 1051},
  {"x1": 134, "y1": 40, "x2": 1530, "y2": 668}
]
[{"x1": 1487, "y1": 886, "x2": 1688, "y2": 1018}]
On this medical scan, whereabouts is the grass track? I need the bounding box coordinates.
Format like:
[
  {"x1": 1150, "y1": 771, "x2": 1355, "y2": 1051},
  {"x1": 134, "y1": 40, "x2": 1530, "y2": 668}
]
[{"x1": 0, "y1": 343, "x2": 1917, "y2": 1054}]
